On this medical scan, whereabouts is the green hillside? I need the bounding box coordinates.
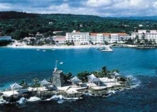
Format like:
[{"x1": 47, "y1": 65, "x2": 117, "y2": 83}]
[{"x1": 0, "y1": 11, "x2": 157, "y2": 40}]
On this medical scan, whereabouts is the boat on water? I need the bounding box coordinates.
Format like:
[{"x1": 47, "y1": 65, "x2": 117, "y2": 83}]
[{"x1": 99, "y1": 46, "x2": 113, "y2": 52}]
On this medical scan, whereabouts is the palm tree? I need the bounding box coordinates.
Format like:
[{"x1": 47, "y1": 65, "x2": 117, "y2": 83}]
[
  {"x1": 19, "y1": 80, "x2": 28, "y2": 88},
  {"x1": 101, "y1": 66, "x2": 108, "y2": 76},
  {"x1": 32, "y1": 78, "x2": 40, "y2": 87}
]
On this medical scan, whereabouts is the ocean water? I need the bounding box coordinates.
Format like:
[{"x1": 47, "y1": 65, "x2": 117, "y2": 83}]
[{"x1": 1, "y1": 47, "x2": 157, "y2": 112}]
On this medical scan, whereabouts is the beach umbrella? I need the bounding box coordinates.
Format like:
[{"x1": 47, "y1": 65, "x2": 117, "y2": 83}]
[
  {"x1": 40, "y1": 79, "x2": 51, "y2": 86},
  {"x1": 71, "y1": 76, "x2": 82, "y2": 84},
  {"x1": 88, "y1": 74, "x2": 100, "y2": 82},
  {"x1": 10, "y1": 82, "x2": 22, "y2": 95},
  {"x1": 88, "y1": 74, "x2": 100, "y2": 85},
  {"x1": 10, "y1": 82, "x2": 22, "y2": 90}
]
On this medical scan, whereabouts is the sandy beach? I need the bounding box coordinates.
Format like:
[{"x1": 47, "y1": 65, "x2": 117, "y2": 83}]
[{"x1": 6, "y1": 45, "x2": 109, "y2": 49}]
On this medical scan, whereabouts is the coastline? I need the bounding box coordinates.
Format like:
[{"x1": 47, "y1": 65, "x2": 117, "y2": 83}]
[
  {"x1": 3, "y1": 44, "x2": 157, "y2": 49},
  {"x1": 5, "y1": 45, "x2": 107, "y2": 49}
]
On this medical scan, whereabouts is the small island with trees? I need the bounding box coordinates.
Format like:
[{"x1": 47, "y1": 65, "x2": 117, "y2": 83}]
[{"x1": 0, "y1": 65, "x2": 132, "y2": 106}]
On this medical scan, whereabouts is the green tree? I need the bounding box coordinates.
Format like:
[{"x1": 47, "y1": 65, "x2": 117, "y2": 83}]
[
  {"x1": 32, "y1": 78, "x2": 40, "y2": 87},
  {"x1": 77, "y1": 71, "x2": 90, "y2": 82},
  {"x1": 101, "y1": 66, "x2": 108, "y2": 76},
  {"x1": 19, "y1": 80, "x2": 28, "y2": 88}
]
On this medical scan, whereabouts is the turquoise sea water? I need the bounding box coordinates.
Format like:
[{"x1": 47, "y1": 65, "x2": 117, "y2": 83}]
[
  {"x1": 1, "y1": 47, "x2": 157, "y2": 112},
  {"x1": 0, "y1": 47, "x2": 157, "y2": 88}
]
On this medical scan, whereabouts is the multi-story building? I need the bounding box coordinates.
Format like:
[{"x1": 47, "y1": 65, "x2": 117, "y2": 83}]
[
  {"x1": 66, "y1": 31, "x2": 90, "y2": 45},
  {"x1": 90, "y1": 33, "x2": 129, "y2": 44},
  {"x1": 131, "y1": 30, "x2": 157, "y2": 43},
  {"x1": 53, "y1": 36, "x2": 66, "y2": 44},
  {"x1": 65, "y1": 31, "x2": 130, "y2": 45},
  {"x1": 90, "y1": 33, "x2": 104, "y2": 44}
]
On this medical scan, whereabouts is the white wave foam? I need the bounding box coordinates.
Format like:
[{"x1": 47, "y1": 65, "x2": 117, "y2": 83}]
[
  {"x1": 45, "y1": 95, "x2": 80, "y2": 103},
  {"x1": 57, "y1": 99, "x2": 65, "y2": 104},
  {"x1": 107, "y1": 90, "x2": 116, "y2": 94},
  {"x1": 17, "y1": 97, "x2": 27, "y2": 105},
  {"x1": 27, "y1": 96, "x2": 41, "y2": 102},
  {"x1": 126, "y1": 75, "x2": 141, "y2": 88},
  {"x1": 0, "y1": 99, "x2": 7, "y2": 104}
]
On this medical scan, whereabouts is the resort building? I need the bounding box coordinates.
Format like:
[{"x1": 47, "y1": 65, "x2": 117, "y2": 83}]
[
  {"x1": 131, "y1": 30, "x2": 157, "y2": 43},
  {"x1": 66, "y1": 30, "x2": 90, "y2": 45},
  {"x1": 90, "y1": 33, "x2": 130, "y2": 44},
  {"x1": 90, "y1": 33, "x2": 104, "y2": 44},
  {"x1": 65, "y1": 31, "x2": 130, "y2": 45},
  {"x1": 53, "y1": 36, "x2": 66, "y2": 44},
  {"x1": 0, "y1": 36, "x2": 12, "y2": 41}
]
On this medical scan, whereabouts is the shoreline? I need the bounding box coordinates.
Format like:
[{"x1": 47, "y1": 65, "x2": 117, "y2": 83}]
[
  {"x1": 2, "y1": 44, "x2": 157, "y2": 49},
  {"x1": 5, "y1": 45, "x2": 106, "y2": 49}
]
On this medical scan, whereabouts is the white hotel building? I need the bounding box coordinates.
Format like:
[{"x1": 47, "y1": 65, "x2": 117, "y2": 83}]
[
  {"x1": 65, "y1": 31, "x2": 130, "y2": 45},
  {"x1": 90, "y1": 33, "x2": 129, "y2": 44},
  {"x1": 66, "y1": 31, "x2": 90, "y2": 45},
  {"x1": 131, "y1": 30, "x2": 157, "y2": 43}
]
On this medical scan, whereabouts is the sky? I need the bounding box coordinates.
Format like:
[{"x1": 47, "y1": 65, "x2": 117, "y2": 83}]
[{"x1": 0, "y1": 0, "x2": 157, "y2": 17}]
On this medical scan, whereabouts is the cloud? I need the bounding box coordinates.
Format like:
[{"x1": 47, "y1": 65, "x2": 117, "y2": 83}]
[
  {"x1": 0, "y1": 0, "x2": 157, "y2": 17},
  {"x1": 84, "y1": 0, "x2": 157, "y2": 16},
  {"x1": 0, "y1": 3, "x2": 11, "y2": 10},
  {"x1": 85, "y1": 0, "x2": 112, "y2": 7}
]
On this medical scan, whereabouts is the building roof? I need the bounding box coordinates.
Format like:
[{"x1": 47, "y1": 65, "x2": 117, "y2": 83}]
[
  {"x1": 53, "y1": 31, "x2": 63, "y2": 34},
  {"x1": 66, "y1": 30, "x2": 79, "y2": 33},
  {"x1": 117, "y1": 33, "x2": 129, "y2": 36},
  {"x1": 90, "y1": 33, "x2": 98, "y2": 36},
  {"x1": 53, "y1": 36, "x2": 66, "y2": 41},
  {"x1": 138, "y1": 30, "x2": 147, "y2": 33},
  {"x1": 90, "y1": 33, "x2": 128, "y2": 36},
  {"x1": 71, "y1": 76, "x2": 82, "y2": 83},
  {"x1": 150, "y1": 30, "x2": 157, "y2": 33},
  {"x1": 88, "y1": 74, "x2": 100, "y2": 82},
  {"x1": 10, "y1": 83, "x2": 22, "y2": 90},
  {"x1": 0, "y1": 36, "x2": 12, "y2": 41},
  {"x1": 0, "y1": 36, "x2": 11, "y2": 38},
  {"x1": 40, "y1": 79, "x2": 51, "y2": 86}
]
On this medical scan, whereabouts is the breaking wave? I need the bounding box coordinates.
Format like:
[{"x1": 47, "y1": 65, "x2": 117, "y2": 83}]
[{"x1": 126, "y1": 75, "x2": 141, "y2": 88}]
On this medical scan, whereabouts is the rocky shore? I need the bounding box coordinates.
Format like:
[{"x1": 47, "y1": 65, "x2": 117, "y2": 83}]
[
  {"x1": 0, "y1": 79, "x2": 131, "y2": 105},
  {"x1": 0, "y1": 66, "x2": 134, "y2": 109},
  {"x1": 113, "y1": 44, "x2": 157, "y2": 49}
]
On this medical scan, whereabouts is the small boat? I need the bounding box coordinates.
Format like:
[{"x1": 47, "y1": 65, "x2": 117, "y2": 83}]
[
  {"x1": 99, "y1": 46, "x2": 113, "y2": 52},
  {"x1": 60, "y1": 62, "x2": 63, "y2": 64}
]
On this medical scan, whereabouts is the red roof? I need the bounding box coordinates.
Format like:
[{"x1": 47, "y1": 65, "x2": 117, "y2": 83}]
[
  {"x1": 53, "y1": 36, "x2": 66, "y2": 41},
  {"x1": 90, "y1": 33, "x2": 97, "y2": 36},
  {"x1": 90, "y1": 33, "x2": 128, "y2": 36}
]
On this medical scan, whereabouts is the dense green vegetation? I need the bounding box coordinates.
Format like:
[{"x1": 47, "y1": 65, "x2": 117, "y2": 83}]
[
  {"x1": 77, "y1": 66, "x2": 119, "y2": 82},
  {"x1": 1, "y1": 11, "x2": 157, "y2": 40}
]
